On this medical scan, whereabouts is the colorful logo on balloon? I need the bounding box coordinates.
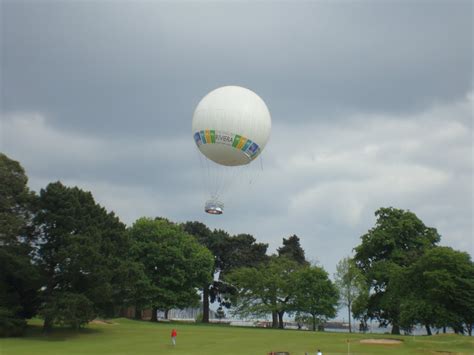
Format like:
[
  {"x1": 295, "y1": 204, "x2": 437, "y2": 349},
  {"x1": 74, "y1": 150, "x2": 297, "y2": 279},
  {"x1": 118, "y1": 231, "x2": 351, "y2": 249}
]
[{"x1": 194, "y1": 130, "x2": 260, "y2": 160}]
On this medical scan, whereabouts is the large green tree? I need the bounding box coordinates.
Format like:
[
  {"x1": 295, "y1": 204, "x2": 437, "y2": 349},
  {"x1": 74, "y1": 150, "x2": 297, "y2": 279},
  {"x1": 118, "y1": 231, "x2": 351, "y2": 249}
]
[
  {"x1": 227, "y1": 256, "x2": 299, "y2": 328},
  {"x1": 183, "y1": 221, "x2": 268, "y2": 323},
  {"x1": 0, "y1": 154, "x2": 40, "y2": 336},
  {"x1": 290, "y1": 265, "x2": 339, "y2": 331},
  {"x1": 334, "y1": 256, "x2": 366, "y2": 333},
  {"x1": 35, "y1": 182, "x2": 130, "y2": 331},
  {"x1": 399, "y1": 246, "x2": 474, "y2": 335},
  {"x1": 129, "y1": 218, "x2": 214, "y2": 321},
  {"x1": 354, "y1": 207, "x2": 440, "y2": 334}
]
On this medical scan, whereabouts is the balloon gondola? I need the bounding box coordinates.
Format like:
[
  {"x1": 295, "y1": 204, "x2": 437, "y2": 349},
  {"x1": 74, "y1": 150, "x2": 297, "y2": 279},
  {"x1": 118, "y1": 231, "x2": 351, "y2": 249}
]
[{"x1": 204, "y1": 199, "x2": 224, "y2": 215}]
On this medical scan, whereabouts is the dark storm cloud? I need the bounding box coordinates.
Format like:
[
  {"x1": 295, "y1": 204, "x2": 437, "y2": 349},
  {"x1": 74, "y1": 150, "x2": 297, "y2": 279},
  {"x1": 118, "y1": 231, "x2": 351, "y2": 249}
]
[{"x1": 2, "y1": 1, "x2": 472, "y2": 139}]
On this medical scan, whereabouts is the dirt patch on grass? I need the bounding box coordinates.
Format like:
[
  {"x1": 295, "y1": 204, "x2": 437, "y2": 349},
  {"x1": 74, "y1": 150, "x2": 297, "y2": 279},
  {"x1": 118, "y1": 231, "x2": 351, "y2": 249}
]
[
  {"x1": 360, "y1": 339, "x2": 403, "y2": 345},
  {"x1": 90, "y1": 319, "x2": 116, "y2": 325}
]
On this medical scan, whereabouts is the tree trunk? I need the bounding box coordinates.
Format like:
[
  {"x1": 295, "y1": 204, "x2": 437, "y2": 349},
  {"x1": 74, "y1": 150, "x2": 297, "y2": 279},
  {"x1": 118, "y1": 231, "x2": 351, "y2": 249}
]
[
  {"x1": 278, "y1": 311, "x2": 284, "y2": 329},
  {"x1": 425, "y1": 324, "x2": 432, "y2": 336},
  {"x1": 150, "y1": 307, "x2": 158, "y2": 322},
  {"x1": 312, "y1": 314, "x2": 316, "y2": 331},
  {"x1": 134, "y1": 307, "x2": 142, "y2": 320},
  {"x1": 43, "y1": 316, "x2": 53, "y2": 333},
  {"x1": 391, "y1": 323, "x2": 400, "y2": 335},
  {"x1": 272, "y1": 311, "x2": 278, "y2": 328},
  {"x1": 443, "y1": 326, "x2": 446, "y2": 334},
  {"x1": 202, "y1": 284, "x2": 210, "y2": 323},
  {"x1": 165, "y1": 309, "x2": 169, "y2": 320},
  {"x1": 348, "y1": 301, "x2": 352, "y2": 333}
]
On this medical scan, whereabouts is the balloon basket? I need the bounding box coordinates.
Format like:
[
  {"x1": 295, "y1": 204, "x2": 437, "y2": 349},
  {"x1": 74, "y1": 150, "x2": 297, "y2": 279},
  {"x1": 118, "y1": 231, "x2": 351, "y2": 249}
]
[{"x1": 205, "y1": 199, "x2": 224, "y2": 215}]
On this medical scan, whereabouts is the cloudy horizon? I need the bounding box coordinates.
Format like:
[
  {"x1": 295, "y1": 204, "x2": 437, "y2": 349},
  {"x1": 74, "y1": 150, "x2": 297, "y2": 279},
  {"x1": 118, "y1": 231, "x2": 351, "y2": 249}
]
[{"x1": 1, "y1": 0, "x2": 472, "y2": 275}]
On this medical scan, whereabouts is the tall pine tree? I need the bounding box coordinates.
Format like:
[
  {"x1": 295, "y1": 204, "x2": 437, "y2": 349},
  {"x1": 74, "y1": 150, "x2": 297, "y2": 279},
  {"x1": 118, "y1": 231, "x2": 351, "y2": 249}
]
[
  {"x1": 35, "y1": 182, "x2": 130, "y2": 330},
  {"x1": 0, "y1": 154, "x2": 40, "y2": 336}
]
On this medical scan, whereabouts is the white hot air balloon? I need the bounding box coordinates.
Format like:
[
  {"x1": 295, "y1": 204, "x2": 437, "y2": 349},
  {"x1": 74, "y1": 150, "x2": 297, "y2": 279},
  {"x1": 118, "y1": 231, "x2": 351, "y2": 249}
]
[{"x1": 192, "y1": 86, "x2": 271, "y2": 214}]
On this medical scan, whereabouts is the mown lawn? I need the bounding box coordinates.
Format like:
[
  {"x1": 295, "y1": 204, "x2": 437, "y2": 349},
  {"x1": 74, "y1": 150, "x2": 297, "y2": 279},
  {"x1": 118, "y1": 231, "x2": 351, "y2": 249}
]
[{"x1": 1, "y1": 318, "x2": 473, "y2": 355}]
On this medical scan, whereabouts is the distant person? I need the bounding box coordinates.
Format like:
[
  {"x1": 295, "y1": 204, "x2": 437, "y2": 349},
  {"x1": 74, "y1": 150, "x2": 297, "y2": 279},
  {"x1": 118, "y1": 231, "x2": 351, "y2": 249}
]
[
  {"x1": 317, "y1": 349, "x2": 322, "y2": 355},
  {"x1": 171, "y1": 328, "x2": 177, "y2": 346}
]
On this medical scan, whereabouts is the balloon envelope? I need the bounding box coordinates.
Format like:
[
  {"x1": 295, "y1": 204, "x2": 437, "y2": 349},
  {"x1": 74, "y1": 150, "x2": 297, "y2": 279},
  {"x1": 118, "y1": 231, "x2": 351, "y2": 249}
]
[{"x1": 192, "y1": 86, "x2": 271, "y2": 166}]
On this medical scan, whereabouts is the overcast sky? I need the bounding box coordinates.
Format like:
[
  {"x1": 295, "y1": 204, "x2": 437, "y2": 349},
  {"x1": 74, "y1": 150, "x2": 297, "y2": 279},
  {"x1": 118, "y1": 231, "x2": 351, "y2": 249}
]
[{"x1": 1, "y1": 1, "x2": 473, "y2": 276}]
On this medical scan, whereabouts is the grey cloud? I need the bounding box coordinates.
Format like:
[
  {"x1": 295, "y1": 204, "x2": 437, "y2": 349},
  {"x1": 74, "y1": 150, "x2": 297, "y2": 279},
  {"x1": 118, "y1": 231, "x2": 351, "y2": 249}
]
[
  {"x1": 2, "y1": 1, "x2": 472, "y2": 140},
  {"x1": 2, "y1": 93, "x2": 472, "y2": 274}
]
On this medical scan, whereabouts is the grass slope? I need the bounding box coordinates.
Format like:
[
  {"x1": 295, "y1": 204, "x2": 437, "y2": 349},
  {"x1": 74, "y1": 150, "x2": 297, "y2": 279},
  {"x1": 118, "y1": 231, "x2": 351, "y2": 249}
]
[{"x1": 1, "y1": 318, "x2": 473, "y2": 355}]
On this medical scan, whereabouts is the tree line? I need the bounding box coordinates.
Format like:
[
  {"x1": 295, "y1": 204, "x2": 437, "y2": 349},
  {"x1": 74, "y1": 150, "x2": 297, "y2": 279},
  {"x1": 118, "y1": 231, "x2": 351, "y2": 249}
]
[{"x1": 1, "y1": 153, "x2": 473, "y2": 337}]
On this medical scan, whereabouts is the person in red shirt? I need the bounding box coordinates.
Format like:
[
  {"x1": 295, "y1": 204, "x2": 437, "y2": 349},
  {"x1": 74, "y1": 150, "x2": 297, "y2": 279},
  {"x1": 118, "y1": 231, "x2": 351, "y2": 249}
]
[{"x1": 171, "y1": 328, "x2": 177, "y2": 346}]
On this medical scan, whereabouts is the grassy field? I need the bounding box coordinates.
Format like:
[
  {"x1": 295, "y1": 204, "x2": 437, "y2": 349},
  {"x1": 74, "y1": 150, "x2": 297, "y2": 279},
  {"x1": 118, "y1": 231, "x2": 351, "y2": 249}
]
[{"x1": 1, "y1": 318, "x2": 473, "y2": 355}]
